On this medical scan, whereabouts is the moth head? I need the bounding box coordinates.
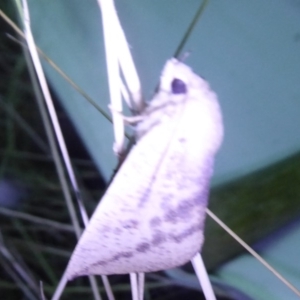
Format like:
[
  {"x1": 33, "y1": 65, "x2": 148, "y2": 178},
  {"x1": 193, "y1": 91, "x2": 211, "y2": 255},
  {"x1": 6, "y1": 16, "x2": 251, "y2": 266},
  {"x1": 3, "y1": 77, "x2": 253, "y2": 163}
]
[
  {"x1": 159, "y1": 58, "x2": 223, "y2": 153},
  {"x1": 160, "y1": 58, "x2": 191, "y2": 94}
]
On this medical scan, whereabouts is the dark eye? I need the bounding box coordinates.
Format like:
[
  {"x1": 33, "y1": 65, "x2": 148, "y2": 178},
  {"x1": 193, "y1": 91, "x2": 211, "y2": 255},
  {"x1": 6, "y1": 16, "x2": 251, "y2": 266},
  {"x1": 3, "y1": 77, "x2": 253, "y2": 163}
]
[{"x1": 171, "y1": 78, "x2": 187, "y2": 94}]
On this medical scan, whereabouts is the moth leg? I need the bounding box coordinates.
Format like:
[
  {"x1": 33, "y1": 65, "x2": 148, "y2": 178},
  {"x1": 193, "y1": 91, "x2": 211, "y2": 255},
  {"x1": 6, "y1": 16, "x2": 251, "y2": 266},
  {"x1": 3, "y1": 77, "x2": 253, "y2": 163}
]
[{"x1": 108, "y1": 104, "x2": 145, "y2": 125}]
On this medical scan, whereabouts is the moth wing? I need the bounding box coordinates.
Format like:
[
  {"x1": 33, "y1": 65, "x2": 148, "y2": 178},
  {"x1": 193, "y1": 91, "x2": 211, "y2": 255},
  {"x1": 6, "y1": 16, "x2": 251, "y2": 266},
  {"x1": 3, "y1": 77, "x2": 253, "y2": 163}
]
[
  {"x1": 66, "y1": 115, "x2": 181, "y2": 279},
  {"x1": 66, "y1": 59, "x2": 223, "y2": 279}
]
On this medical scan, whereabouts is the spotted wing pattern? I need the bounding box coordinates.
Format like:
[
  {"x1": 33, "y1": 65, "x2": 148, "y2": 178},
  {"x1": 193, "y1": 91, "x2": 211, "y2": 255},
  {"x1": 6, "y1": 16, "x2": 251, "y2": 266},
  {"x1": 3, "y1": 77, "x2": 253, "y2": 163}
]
[{"x1": 66, "y1": 58, "x2": 223, "y2": 279}]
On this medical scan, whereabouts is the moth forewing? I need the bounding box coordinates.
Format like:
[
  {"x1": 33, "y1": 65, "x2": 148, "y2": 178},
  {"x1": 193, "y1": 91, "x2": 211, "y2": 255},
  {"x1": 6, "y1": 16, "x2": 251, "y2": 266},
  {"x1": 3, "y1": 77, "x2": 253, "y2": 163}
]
[{"x1": 66, "y1": 58, "x2": 223, "y2": 279}]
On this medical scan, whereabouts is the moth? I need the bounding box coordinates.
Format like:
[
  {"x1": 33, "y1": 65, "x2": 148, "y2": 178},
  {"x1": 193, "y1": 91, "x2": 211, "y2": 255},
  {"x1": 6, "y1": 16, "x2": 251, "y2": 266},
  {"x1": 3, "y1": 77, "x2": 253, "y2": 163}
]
[{"x1": 66, "y1": 58, "x2": 223, "y2": 279}]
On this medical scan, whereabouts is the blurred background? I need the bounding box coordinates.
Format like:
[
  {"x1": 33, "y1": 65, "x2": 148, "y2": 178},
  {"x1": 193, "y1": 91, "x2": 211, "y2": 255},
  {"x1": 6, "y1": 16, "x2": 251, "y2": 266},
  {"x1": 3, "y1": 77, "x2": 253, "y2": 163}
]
[{"x1": 0, "y1": 0, "x2": 299, "y2": 299}]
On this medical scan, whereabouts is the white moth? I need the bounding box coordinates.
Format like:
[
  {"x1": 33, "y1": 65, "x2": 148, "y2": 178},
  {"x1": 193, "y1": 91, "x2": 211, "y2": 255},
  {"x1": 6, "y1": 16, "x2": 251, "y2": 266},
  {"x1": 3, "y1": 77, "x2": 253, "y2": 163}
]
[{"x1": 66, "y1": 58, "x2": 223, "y2": 279}]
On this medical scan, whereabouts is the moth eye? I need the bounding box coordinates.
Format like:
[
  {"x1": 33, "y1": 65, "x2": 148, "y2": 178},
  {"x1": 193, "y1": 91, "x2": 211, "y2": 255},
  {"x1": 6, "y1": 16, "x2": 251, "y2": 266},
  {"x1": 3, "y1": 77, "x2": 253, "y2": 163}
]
[{"x1": 171, "y1": 78, "x2": 187, "y2": 94}]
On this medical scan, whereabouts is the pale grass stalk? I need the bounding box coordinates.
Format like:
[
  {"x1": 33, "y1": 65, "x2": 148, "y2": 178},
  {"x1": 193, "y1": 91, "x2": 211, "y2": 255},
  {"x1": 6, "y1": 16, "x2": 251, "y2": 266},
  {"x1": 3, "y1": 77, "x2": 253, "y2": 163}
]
[
  {"x1": 97, "y1": 0, "x2": 142, "y2": 112},
  {"x1": 97, "y1": 0, "x2": 124, "y2": 155},
  {"x1": 21, "y1": 1, "x2": 113, "y2": 300},
  {"x1": 191, "y1": 254, "x2": 216, "y2": 300},
  {"x1": 21, "y1": 0, "x2": 85, "y2": 224},
  {"x1": 107, "y1": 4, "x2": 143, "y2": 112},
  {"x1": 129, "y1": 273, "x2": 144, "y2": 300},
  {"x1": 138, "y1": 273, "x2": 145, "y2": 300},
  {"x1": 129, "y1": 273, "x2": 139, "y2": 300},
  {"x1": 23, "y1": 41, "x2": 82, "y2": 247}
]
